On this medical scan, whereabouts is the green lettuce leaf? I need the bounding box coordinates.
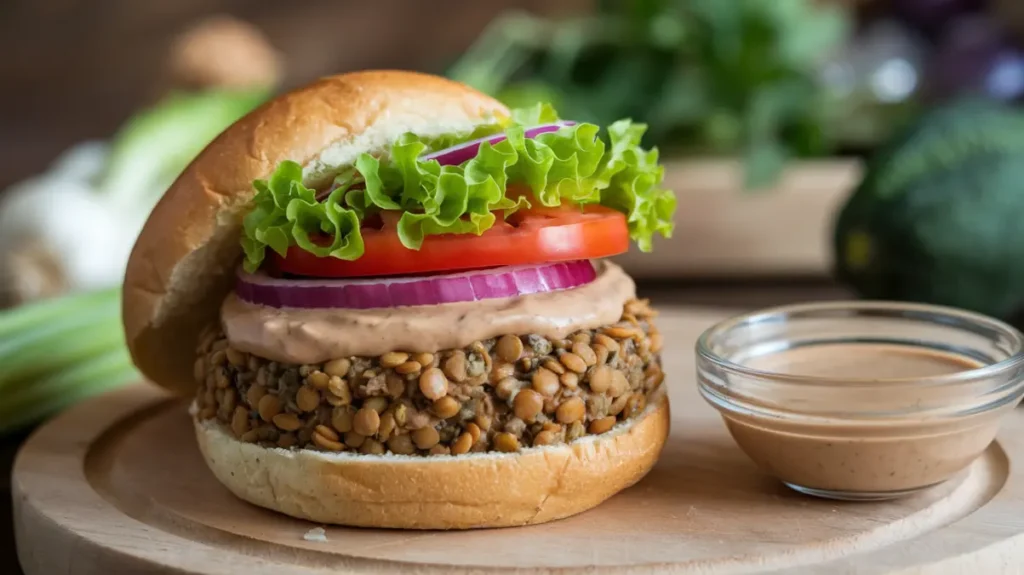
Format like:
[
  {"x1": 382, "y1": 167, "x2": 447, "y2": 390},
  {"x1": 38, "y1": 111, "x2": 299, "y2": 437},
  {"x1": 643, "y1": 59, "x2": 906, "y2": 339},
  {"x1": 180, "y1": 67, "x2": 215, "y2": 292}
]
[
  {"x1": 240, "y1": 104, "x2": 675, "y2": 270},
  {"x1": 241, "y1": 161, "x2": 363, "y2": 272},
  {"x1": 510, "y1": 102, "x2": 561, "y2": 126},
  {"x1": 598, "y1": 120, "x2": 677, "y2": 252}
]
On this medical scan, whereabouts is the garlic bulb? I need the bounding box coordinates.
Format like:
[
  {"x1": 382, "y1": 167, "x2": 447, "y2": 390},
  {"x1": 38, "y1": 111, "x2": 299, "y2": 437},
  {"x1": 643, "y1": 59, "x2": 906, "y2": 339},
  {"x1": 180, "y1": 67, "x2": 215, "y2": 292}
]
[{"x1": 0, "y1": 142, "x2": 141, "y2": 306}]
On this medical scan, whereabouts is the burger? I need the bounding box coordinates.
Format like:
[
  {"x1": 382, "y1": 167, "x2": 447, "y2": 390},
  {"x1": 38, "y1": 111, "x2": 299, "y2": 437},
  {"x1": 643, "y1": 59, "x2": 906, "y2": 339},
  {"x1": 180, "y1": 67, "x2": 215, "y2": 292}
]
[{"x1": 122, "y1": 70, "x2": 676, "y2": 529}]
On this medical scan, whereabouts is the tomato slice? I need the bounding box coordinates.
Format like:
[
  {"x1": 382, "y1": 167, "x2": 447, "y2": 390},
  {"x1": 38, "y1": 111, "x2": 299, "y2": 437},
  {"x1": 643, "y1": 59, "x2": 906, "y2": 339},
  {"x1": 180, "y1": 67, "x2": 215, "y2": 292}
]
[{"x1": 272, "y1": 205, "x2": 629, "y2": 278}]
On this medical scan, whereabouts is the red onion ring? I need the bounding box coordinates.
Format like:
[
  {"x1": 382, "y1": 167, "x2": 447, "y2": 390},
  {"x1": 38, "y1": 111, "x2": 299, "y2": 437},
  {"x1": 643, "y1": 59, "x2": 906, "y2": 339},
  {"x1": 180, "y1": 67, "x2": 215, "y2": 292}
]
[
  {"x1": 235, "y1": 260, "x2": 597, "y2": 309},
  {"x1": 314, "y1": 122, "x2": 575, "y2": 201},
  {"x1": 420, "y1": 122, "x2": 576, "y2": 166}
]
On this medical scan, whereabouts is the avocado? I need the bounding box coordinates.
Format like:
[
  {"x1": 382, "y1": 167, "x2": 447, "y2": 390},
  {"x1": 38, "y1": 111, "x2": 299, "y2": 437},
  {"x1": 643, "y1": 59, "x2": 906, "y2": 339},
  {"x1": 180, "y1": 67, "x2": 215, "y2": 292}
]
[{"x1": 833, "y1": 97, "x2": 1024, "y2": 324}]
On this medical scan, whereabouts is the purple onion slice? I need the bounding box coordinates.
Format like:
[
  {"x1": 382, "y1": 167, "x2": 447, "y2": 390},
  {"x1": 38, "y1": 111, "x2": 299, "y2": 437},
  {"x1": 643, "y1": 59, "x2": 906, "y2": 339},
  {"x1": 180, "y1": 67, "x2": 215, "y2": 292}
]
[
  {"x1": 235, "y1": 260, "x2": 597, "y2": 309},
  {"x1": 420, "y1": 122, "x2": 576, "y2": 166}
]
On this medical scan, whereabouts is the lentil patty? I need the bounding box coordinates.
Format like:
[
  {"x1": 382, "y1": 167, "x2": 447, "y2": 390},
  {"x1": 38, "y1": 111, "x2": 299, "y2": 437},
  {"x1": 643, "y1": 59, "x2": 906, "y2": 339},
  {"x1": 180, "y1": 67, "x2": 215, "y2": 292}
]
[{"x1": 194, "y1": 299, "x2": 664, "y2": 456}]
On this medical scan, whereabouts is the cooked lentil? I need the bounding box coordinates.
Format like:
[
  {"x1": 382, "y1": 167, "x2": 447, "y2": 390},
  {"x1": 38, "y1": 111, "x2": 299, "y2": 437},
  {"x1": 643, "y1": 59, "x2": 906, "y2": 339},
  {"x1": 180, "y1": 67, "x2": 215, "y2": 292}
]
[
  {"x1": 361, "y1": 438, "x2": 386, "y2": 455},
  {"x1": 277, "y1": 433, "x2": 297, "y2": 448},
  {"x1": 387, "y1": 433, "x2": 416, "y2": 455},
  {"x1": 560, "y1": 372, "x2": 579, "y2": 389},
  {"x1": 314, "y1": 424, "x2": 339, "y2": 442},
  {"x1": 257, "y1": 393, "x2": 281, "y2": 422},
  {"x1": 442, "y1": 351, "x2": 468, "y2": 382},
  {"x1": 379, "y1": 352, "x2": 409, "y2": 368},
  {"x1": 412, "y1": 352, "x2": 435, "y2": 366},
  {"x1": 231, "y1": 406, "x2": 249, "y2": 436},
  {"x1": 353, "y1": 407, "x2": 380, "y2": 436},
  {"x1": 491, "y1": 362, "x2": 515, "y2": 382},
  {"x1": 432, "y1": 396, "x2": 461, "y2": 419},
  {"x1": 344, "y1": 431, "x2": 366, "y2": 448},
  {"x1": 272, "y1": 413, "x2": 302, "y2": 431},
  {"x1": 533, "y1": 430, "x2": 558, "y2": 446},
  {"x1": 474, "y1": 413, "x2": 493, "y2": 433},
  {"x1": 196, "y1": 299, "x2": 662, "y2": 457},
  {"x1": 588, "y1": 366, "x2": 612, "y2": 394},
  {"x1": 378, "y1": 411, "x2": 397, "y2": 439},
  {"x1": 295, "y1": 385, "x2": 320, "y2": 412},
  {"x1": 541, "y1": 359, "x2": 565, "y2": 375},
  {"x1": 327, "y1": 377, "x2": 350, "y2": 403},
  {"x1": 494, "y1": 432, "x2": 520, "y2": 452},
  {"x1": 412, "y1": 426, "x2": 440, "y2": 450},
  {"x1": 559, "y1": 352, "x2": 588, "y2": 374},
  {"x1": 395, "y1": 360, "x2": 422, "y2": 375},
  {"x1": 513, "y1": 389, "x2": 544, "y2": 422},
  {"x1": 364, "y1": 396, "x2": 389, "y2": 414},
  {"x1": 496, "y1": 334, "x2": 524, "y2": 363},
  {"x1": 418, "y1": 368, "x2": 448, "y2": 400},
  {"x1": 572, "y1": 343, "x2": 598, "y2": 366},
  {"x1": 556, "y1": 396, "x2": 586, "y2": 424},
  {"x1": 313, "y1": 431, "x2": 344, "y2": 451},
  {"x1": 589, "y1": 416, "x2": 617, "y2": 434},
  {"x1": 331, "y1": 407, "x2": 354, "y2": 433},
  {"x1": 323, "y1": 359, "x2": 350, "y2": 378},
  {"x1": 495, "y1": 377, "x2": 520, "y2": 400},
  {"x1": 451, "y1": 432, "x2": 474, "y2": 455},
  {"x1": 532, "y1": 368, "x2": 560, "y2": 396},
  {"x1": 610, "y1": 392, "x2": 631, "y2": 417},
  {"x1": 465, "y1": 422, "x2": 482, "y2": 443}
]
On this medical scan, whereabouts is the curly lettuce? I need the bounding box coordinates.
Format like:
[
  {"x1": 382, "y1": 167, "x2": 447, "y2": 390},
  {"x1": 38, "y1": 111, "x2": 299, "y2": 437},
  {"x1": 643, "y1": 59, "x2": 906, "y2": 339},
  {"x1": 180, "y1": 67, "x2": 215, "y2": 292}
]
[
  {"x1": 240, "y1": 162, "x2": 362, "y2": 271},
  {"x1": 241, "y1": 103, "x2": 676, "y2": 272}
]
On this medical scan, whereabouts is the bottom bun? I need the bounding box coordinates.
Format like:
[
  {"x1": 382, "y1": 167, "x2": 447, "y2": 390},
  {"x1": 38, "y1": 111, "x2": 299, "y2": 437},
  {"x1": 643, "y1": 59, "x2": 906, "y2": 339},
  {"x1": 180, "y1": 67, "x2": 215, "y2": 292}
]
[{"x1": 193, "y1": 390, "x2": 670, "y2": 529}]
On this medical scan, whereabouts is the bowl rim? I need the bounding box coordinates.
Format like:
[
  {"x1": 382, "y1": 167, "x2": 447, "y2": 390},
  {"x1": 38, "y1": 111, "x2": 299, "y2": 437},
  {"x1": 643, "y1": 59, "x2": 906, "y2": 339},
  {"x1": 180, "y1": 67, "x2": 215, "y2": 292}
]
[{"x1": 695, "y1": 300, "x2": 1024, "y2": 388}]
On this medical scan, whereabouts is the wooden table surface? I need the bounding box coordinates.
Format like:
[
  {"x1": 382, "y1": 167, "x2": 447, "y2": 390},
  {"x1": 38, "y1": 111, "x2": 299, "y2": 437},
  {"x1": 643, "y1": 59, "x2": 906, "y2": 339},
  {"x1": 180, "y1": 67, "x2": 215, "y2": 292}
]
[{"x1": 1, "y1": 280, "x2": 849, "y2": 574}]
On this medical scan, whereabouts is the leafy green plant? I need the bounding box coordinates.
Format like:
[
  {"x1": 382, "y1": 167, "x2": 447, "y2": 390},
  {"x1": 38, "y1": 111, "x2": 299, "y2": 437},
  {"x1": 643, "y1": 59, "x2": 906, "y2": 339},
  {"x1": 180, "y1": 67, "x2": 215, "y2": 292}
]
[{"x1": 446, "y1": 0, "x2": 851, "y2": 188}]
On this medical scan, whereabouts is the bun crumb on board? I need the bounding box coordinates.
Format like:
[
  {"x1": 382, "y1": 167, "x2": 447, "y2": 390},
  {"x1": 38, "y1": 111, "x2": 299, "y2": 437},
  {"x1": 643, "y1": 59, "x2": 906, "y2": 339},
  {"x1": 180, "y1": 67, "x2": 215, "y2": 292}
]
[{"x1": 302, "y1": 527, "x2": 328, "y2": 542}]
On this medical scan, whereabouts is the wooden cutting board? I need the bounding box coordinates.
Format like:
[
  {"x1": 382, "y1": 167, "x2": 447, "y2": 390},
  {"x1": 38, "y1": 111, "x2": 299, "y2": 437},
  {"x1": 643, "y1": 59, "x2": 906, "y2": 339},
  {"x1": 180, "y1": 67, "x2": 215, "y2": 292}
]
[{"x1": 12, "y1": 306, "x2": 1024, "y2": 574}]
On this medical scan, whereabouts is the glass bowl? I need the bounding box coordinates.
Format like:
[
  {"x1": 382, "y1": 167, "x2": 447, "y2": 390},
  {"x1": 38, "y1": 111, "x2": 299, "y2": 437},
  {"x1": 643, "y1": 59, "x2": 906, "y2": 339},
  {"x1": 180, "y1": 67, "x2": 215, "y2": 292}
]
[{"x1": 696, "y1": 301, "x2": 1024, "y2": 501}]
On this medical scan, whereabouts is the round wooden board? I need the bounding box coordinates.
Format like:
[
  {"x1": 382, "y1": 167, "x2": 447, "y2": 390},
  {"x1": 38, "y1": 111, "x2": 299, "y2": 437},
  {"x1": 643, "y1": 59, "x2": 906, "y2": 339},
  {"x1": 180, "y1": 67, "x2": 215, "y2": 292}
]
[{"x1": 12, "y1": 307, "x2": 1024, "y2": 574}]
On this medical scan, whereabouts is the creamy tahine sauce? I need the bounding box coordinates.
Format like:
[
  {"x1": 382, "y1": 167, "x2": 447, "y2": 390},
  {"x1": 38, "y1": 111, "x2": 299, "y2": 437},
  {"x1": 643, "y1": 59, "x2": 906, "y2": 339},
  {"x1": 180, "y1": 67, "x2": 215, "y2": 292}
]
[
  {"x1": 724, "y1": 343, "x2": 1008, "y2": 495},
  {"x1": 745, "y1": 343, "x2": 981, "y2": 379},
  {"x1": 221, "y1": 260, "x2": 635, "y2": 364}
]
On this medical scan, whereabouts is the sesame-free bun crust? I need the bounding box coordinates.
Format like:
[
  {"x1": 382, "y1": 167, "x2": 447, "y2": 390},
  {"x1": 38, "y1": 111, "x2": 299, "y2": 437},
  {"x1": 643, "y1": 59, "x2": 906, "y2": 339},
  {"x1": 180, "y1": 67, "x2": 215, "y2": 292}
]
[
  {"x1": 193, "y1": 391, "x2": 670, "y2": 529},
  {"x1": 122, "y1": 71, "x2": 510, "y2": 394}
]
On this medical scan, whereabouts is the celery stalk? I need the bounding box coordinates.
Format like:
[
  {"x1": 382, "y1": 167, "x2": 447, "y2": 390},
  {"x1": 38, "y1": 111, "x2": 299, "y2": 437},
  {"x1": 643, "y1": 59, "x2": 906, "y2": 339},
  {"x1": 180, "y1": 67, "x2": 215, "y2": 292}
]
[
  {"x1": 0, "y1": 347, "x2": 138, "y2": 434},
  {"x1": 0, "y1": 287, "x2": 119, "y2": 341}
]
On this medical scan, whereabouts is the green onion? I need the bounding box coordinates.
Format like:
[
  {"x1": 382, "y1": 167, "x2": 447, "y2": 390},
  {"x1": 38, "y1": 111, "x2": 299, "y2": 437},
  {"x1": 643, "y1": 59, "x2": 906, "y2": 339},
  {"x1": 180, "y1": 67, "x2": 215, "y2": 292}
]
[
  {"x1": 0, "y1": 287, "x2": 139, "y2": 435},
  {"x1": 0, "y1": 294, "x2": 123, "y2": 392},
  {"x1": 0, "y1": 287, "x2": 118, "y2": 341},
  {"x1": 0, "y1": 347, "x2": 137, "y2": 435}
]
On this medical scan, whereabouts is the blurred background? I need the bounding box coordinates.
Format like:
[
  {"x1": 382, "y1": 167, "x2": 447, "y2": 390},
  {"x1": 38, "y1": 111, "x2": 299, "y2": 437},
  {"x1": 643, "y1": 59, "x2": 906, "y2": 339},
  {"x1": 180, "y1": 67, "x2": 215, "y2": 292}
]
[{"x1": 5, "y1": 0, "x2": 1024, "y2": 567}]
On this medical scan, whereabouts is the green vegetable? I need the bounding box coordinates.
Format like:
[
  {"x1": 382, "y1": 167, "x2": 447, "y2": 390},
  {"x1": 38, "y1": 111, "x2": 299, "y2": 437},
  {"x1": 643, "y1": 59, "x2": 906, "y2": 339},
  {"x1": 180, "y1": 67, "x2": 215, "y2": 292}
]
[
  {"x1": 99, "y1": 89, "x2": 269, "y2": 206},
  {"x1": 0, "y1": 288, "x2": 117, "y2": 342},
  {"x1": 0, "y1": 348, "x2": 137, "y2": 435},
  {"x1": 833, "y1": 97, "x2": 1024, "y2": 323},
  {"x1": 241, "y1": 103, "x2": 676, "y2": 272},
  {"x1": 0, "y1": 294, "x2": 122, "y2": 391},
  {"x1": 0, "y1": 288, "x2": 138, "y2": 435},
  {"x1": 445, "y1": 0, "x2": 850, "y2": 189}
]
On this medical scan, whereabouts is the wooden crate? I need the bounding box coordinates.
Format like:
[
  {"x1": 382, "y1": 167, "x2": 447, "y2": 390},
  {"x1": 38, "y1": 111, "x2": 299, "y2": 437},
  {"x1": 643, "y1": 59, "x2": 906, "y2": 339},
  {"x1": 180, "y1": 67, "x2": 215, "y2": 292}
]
[{"x1": 613, "y1": 159, "x2": 863, "y2": 280}]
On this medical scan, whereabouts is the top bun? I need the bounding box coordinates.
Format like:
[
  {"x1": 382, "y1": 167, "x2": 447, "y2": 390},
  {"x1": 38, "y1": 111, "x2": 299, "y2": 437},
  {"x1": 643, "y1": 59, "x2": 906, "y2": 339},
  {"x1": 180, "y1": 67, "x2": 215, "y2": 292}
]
[{"x1": 122, "y1": 71, "x2": 510, "y2": 394}]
